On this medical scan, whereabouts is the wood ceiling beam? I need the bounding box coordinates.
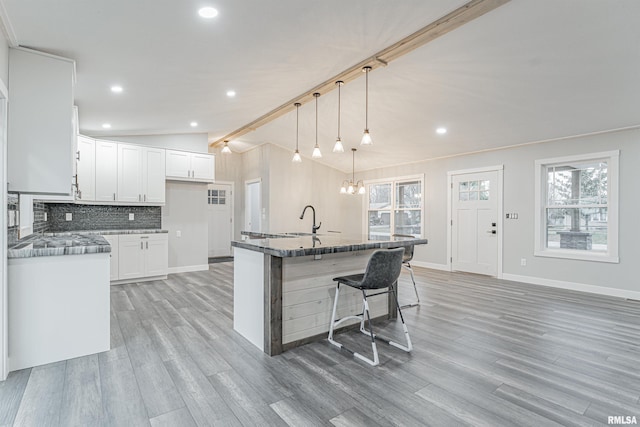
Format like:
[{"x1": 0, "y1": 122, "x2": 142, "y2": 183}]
[{"x1": 210, "y1": 0, "x2": 511, "y2": 148}]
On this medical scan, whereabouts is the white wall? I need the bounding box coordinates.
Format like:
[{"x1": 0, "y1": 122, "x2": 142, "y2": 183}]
[
  {"x1": 268, "y1": 144, "x2": 348, "y2": 234},
  {"x1": 353, "y1": 128, "x2": 640, "y2": 297},
  {"x1": 162, "y1": 181, "x2": 208, "y2": 272},
  {"x1": 0, "y1": 29, "x2": 9, "y2": 380},
  {"x1": 101, "y1": 133, "x2": 208, "y2": 153},
  {"x1": 213, "y1": 143, "x2": 351, "y2": 238}
]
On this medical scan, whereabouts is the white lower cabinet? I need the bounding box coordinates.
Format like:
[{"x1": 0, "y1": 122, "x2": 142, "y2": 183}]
[
  {"x1": 103, "y1": 235, "x2": 120, "y2": 281},
  {"x1": 116, "y1": 233, "x2": 168, "y2": 282}
]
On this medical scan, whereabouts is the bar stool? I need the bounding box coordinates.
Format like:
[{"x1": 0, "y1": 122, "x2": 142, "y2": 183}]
[
  {"x1": 328, "y1": 247, "x2": 412, "y2": 366},
  {"x1": 392, "y1": 234, "x2": 420, "y2": 308}
]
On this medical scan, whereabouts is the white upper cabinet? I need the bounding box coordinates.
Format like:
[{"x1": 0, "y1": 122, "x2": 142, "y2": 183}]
[
  {"x1": 76, "y1": 135, "x2": 96, "y2": 201},
  {"x1": 95, "y1": 140, "x2": 119, "y2": 202},
  {"x1": 8, "y1": 47, "x2": 76, "y2": 195},
  {"x1": 117, "y1": 144, "x2": 144, "y2": 203},
  {"x1": 166, "y1": 149, "x2": 214, "y2": 182},
  {"x1": 117, "y1": 144, "x2": 166, "y2": 204},
  {"x1": 165, "y1": 150, "x2": 190, "y2": 179},
  {"x1": 142, "y1": 147, "x2": 166, "y2": 204}
]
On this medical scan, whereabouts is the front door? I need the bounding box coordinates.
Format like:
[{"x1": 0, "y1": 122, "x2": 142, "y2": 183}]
[
  {"x1": 208, "y1": 184, "x2": 233, "y2": 257},
  {"x1": 451, "y1": 170, "x2": 499, "y2": 276}
]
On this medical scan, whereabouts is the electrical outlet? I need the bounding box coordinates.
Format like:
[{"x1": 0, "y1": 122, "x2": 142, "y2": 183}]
[
  {"x1": 129, "y1": 213, "x2": 135, "y2": 221},
  {"x1": 176, "y1": 230, "x2": 181, "y2": 238},
  {"x1": 520, "y1": 258, "x2": 527, "y2": 266},
  {"x1": 65, "y1": 213, "x2": 72, "y2": 221}
]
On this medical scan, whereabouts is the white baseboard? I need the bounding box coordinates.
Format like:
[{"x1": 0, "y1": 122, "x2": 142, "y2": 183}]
[
  {"x1": 502, "y1": 273, "x2": 640, "y2": 301},
  {"x1": 411, "y1": 261, "x2": 450, "y2": 271},
  {"x1": 167, "y1": 264, "x2": 210, "y2": 274}
]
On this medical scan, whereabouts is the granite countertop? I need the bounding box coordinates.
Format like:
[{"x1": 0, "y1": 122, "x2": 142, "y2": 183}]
[
  {"x1": 45, "y1": 229, "x2": 168, "y2": 236},
  {"x1": 232, "y1": 233, "x2": 428, "y2": 257},
  {"x1": 8, "y1": 234, "x2": 112, "y2": 259}
]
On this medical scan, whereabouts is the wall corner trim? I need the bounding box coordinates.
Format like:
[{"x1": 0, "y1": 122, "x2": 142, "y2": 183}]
[{"x1": 502, "y1": 273, "x2": 640, "y2": 301}]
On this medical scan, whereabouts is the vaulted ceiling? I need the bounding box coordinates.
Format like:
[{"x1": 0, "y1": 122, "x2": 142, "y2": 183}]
[{"x1": 4, "y1": 0, "x2": 640, "y2": 172}]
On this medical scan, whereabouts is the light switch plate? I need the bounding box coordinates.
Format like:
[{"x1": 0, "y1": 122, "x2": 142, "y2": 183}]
[
  {"x1": 65, "y1": 213, "x2": 72, "y2": 221},
  {"x1": 129, "y1": 213, "x2": 135, "y2": 221},
  {"x1": 176, "y1": 230, "x2": 181, "y2": 238}
]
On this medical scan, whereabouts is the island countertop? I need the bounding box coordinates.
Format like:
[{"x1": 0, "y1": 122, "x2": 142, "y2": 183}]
[{"x1": 232, "y1": 233, "x2": 427, "y2": 257}]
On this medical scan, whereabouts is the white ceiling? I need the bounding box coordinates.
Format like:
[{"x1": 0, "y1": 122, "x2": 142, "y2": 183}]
[{"x1": 4, "y1": 0, "x2": 640, "y2": 172}]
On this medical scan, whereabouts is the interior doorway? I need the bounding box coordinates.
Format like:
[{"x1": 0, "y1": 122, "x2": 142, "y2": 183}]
[
  {"x1": 448, "y1": 166, "x2": 503, "y2": 277},
  {"x1": 245, "y1": 179, "x2": 262, "y2": 233},
  {"x1": 207, "y1": 182, "x2": 233, "y2": 257}
]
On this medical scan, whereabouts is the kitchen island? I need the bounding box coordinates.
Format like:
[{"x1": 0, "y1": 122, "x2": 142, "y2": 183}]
[{"x1": 231, "y1": 233, "x2": 427, "y2": 356}]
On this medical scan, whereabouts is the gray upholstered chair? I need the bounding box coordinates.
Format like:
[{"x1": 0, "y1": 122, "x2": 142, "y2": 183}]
[
  {"x1": 392, "y1": 234, "x2": 420, "y2": 308},
  {"x1": 328, "y1": 247, "x2": 412, "y2": 366}
]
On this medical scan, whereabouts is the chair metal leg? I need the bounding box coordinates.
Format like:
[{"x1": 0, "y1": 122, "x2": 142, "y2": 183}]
[
  {"x1": 400, "y1": 262, "x2": 420, "y2": 309},
  {"x1": 328, "y1": 284, "x2": 411, "y2": 366},
  {"x1": 389, "y1": 288, "x2": 413, "y2": 352}
]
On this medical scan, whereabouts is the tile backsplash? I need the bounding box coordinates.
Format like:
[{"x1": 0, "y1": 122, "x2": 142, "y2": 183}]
[
  {"x1": 7, "y1": 193, "x2": 19, "y2": 245},
  {"x1": 45, "y1": 203, "x2": 161, "y2": 232}
]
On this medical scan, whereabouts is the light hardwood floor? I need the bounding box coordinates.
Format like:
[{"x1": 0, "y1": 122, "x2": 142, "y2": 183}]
[{"x1": 1, "y1": 262, "x2": 639, "y2": 426}]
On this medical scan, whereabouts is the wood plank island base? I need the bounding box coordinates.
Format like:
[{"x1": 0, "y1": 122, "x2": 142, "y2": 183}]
[{"x1": 231, "y1": 233, "x2": 427, "y2": 355}]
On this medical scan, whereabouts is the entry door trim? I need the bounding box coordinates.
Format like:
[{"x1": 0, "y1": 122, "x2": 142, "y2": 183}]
[{"x1": 447, "y1": 165, "x2": 504, "y2": 278}]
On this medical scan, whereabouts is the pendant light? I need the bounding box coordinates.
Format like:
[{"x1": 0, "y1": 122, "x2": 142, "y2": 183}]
[
  {"x1": 312, "y1": 93, "x2": 322, "y2": 158},
  {"x1": 340, "y1": 148, "x2": 365, "y2": 195},
  {"x1": 221, "y1": 140, "x2": 232, "y2": 154},
  {"x1": 360, "y1": 66, "x2": 373, "y2": 145},
  {"x1": 333, "y1": 81, "x2": 345, "y2": 153},
  {"x1": 292, "y1": 102, "x2": 302, "y2": 163}
]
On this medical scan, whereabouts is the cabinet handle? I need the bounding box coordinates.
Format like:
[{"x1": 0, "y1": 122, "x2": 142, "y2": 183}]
[
  {"x1": 144, "y1": 194, "x2": 147, "y2": 202},
  {"x1": 146, "y1": 241, "x2": 148, "y2": 249},
  {"x1": 113, "y1": 193, "x2": 116, "y2": 201},
  {"x1": 138, "y1": 194, "x2": 141, "y2": 202},
  {"x1": 141, "y1": 242, "x2": 143, "y2": 249}
]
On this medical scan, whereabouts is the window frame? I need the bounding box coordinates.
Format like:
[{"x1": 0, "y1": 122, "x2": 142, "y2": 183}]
[
  {"x1": 363, "y1": 174, "x2": 425, "y2": 240},
  {"x1": 534, "y1": 150, "x2": 619, "y2": 263}
]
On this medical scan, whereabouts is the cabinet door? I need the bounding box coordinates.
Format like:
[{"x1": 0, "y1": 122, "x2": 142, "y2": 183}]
[
  {"x1": 117, "y1": 144, "x2": 143, "y2": 203},
  {"x1": 103, "y1": 235, "x2": 120, "y2": 281},
  {"x1": 95, "y1": 140, "x2": 119, "y2": 202},
  {"x1": 165, "y1": 150, "x2": 191, "y2": 179},
  {"x1": 144, "y1": 234, "x2": 168, "y2": 277},
  {"x1": 191, "y1": 153, "x2": 215, "y2": 182},
  {"x1": 76, "y1": 136, "x2": 96, "y2": 201},
  {"x1": 142, "y1": 147, "x2": 166, "y2": 204},
  {"x1": 8, "y1": 48, "x2": 75, "y2": 195},
  {"x1": 118, "y1": 235, "x2": 145, "y2": 280}
]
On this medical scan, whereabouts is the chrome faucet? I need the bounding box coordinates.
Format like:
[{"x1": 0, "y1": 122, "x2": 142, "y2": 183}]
[{"x1": 299, "y1": 205, "x2": 321, "y2": 234}]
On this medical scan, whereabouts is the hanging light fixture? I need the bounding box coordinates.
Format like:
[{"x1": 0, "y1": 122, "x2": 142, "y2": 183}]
[
  {"x1": 340, "y1": 148, "x2": 365, "y2": 195},
  {"x1": 312, "y1": 93, "x2": 322, "y2": 158},
  {"x1": 292, "y1": 102, "x2": 302, "y2": 163},
  {"x1": 360, "y1": 66, "x2": 373, "y2": 145},
  {"x1": 333, "y1": 81, "x2": 345, "y2": 153},
  {"x1": 221, "y1": 140, "x2": 232, "y2": 154}
]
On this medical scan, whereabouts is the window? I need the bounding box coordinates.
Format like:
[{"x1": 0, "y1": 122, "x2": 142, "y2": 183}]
[
  {"x1": 366, "y1": 176, "x2": 423, "y2": 240},
  {"x1": 535, "y1": 151, "x2": 619, "y2": 263},
  {"x1": 208, "y1": 189, "x2": 226, "y2": 205}
]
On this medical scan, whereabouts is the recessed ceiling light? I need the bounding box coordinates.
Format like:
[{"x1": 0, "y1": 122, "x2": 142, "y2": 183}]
[
  {"x1": 226, "y1": 90, "x2": 236, "y2": 98},
  {"x1": 436, "y1": 127, "x2": 447, "y2": 135},
  {"x1": 102, "y1": 123, "x2": 111, "y2": 129},
  {"x1": 190, "y1": 122, "x2": 198, "y2": 127},
  {"x1": 198, "y1": 7, "x2": 218, "y2": 18},
  {"x1": 110, "y1": 85, "x2": 123, "y2": 93}
]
